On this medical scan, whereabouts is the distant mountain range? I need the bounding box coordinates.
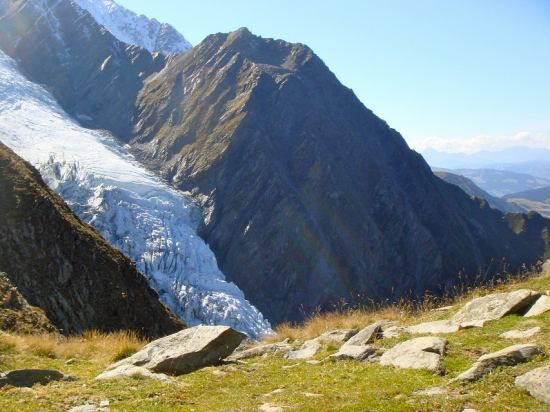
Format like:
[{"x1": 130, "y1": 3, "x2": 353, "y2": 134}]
[{"x1": 423, "y1": 147, "x2": 550, "y2": 180}]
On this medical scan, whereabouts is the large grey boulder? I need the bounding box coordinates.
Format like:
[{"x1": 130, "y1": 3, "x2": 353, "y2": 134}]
[
  {"x1": 227, "y1": 341, "x2": 292, "y2": 361},
  {"x1": 453, "y1": 344, "x2": 543, "y2": 382},
  {"x1": 452, "y1": 290, "x2": 540, "y2": 324},
  {"x1": 330, "y1": 322, "x2": 383, "y2": 361},
  {"x1": 101, "y1": 325, "x2": 246, "y2": 376},
  {"x1": 0, "y1": 369, "x2": 74, "y2": 387},
  {"x1": 524, "y1": 295, "x2": 550, "y2": 318},
  {"x1": 380, "y1": 336, "x2": 447, "y2": 372},
  {"x1": 515, "y1": 365, "x2": 550, "y2": 403}
]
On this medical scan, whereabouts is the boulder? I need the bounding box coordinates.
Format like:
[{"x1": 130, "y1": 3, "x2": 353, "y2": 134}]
[
  {"x1": 452, "y1": 290, "x2": 540, "y2": 325},
  {"x1": 499, "y1": 327, "x2": 541, "y2": 340},
  {"x1": 259, "y1": 403, "x2": 283, "y2": 412},
  {"x1": 524, "y1": 295, "x2": 550, "y2": 318},
  {"x1": 96, "y1": 365, "x2": 171, "y2": 381},
  {"x1": 317, "y1": 329, "x2": 358, "y2": 343},
  {"x1": 330, "y1": 345, "x2": 378, "y2": 361},
  {"x1": 453, "y1": 344, "x2": 543, "y2": 382},
  {"x1": 286, "y1": 339, "x2": 321, "y2": 360},
  {"x1": 227, "y1": 341, "x2": 292, "y2": 361},
  {"x1": 344, "y1": 323, "x2": 383, "y2": 346},
  {"x1": 0, "y1": 369, "x2": 74, "y2": 387},
  {"x1": 515, "y1": 365, "x2": 550, "y2": 403},
  {"x1": 382, "y1": 326, "x2": 407, "y2": 339},
  {"x1": 407, "y1": 320, "x2": 460, "y2": 335},
  {"x1": 101, "y1": 325, "x2": 246, "y2": 376},
  {"x1": 379, "y1": 336, "x2": 447, "y2": 372}
]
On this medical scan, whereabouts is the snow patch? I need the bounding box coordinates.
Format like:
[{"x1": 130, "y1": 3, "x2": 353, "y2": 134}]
[{"x1": 72, "y1": 0, "x2": 192, "y2": 54}]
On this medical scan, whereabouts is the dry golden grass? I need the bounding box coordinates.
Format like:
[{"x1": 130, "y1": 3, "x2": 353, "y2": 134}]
[
  {"x1": 271, "y1": 263, "x2": 549, "y2": 342},
  {"x1": 0, "y1": 330, "x2": 145, "y2": 363}
]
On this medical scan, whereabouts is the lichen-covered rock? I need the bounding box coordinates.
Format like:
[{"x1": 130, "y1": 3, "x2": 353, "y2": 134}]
[
  {"x1": 380, "y1": 337, "x2": 447, "y2": 372},
  {"x1": 102, "y1": 325, "x2": 246, "y2": 376},
  {"x1": 317, "y1": 329, "x2": 358, "y2": 344},
  {"x1": 515, "y1": 365, "x2": 550, "y2": 403},
  {"x1": 453, "y1": 344, "x2": 543, "y2": 382},
  {"x1": 330, "y1": 345, "x2": 378, "y2": 361},
  {"x1": 407, "y1": 320, "x2": 461, "y2": 335},
  {"x1": 452, "y1": 290, "x2": 540, "y2": 324}
]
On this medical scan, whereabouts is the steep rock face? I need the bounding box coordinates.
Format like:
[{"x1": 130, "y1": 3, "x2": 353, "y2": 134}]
[
  {"x1": 72, "y1": 0, "x2": 192, "y2": 54},
  {"x1": 0, "y1": 142, "x2": 184, "y2": 337},
  {"x1": 434, "y1": 171, "x2": 523, "y2": 213},
  {"x1": 130, "y1": 29, "x2": 550, "y2": 323},
  {"x1": 0, "y1": 0, "x2": 165, "y2": 138}
]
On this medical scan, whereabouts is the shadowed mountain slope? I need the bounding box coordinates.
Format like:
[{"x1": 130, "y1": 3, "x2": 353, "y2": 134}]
[{"x1": 0, "y1": 142, "x2": 184, "y2": 337}]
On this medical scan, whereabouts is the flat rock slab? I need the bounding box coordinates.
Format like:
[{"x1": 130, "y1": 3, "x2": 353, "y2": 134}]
[
  {"x1": 96, "y1": 365, "x2": 171, "y2": 381},
  {"x1": 259, "y1": 403, "x2": 283, "y2": 412},
  {"x1": 452, "y1": 289, "x2": 540, "y2": 324},
  {"x1": 0, "y1": 369, "x2": 74, "y2": 387},
  {"x1": 102, "y1": 325, "x2": 246, "y2": 376},
  {"x1": 317, "y1": 329, "x2": 358, "y2": 343},
  {"x1": 524, "y1": 295, "x2": 550, "y2": 317},
  {"x1": 500, "y1": 327, "x2": 541, "y2": 340},
  {"x1": 453, "y1": 344, "x2": 543, "y2": 382},
  {"x1": 227, "y1": 341, "x2": 292, "y2": 361},
  {"x1": 330, "y1": 345, "x2": 378, "y2": 361},
  {"x1": 344, "y1": 323, "x2": 383, "y2": 346},
  {"x1": 407, "y1": 320, "x2": 460, "y2": 335},
  {"x1": 286, "y1": 339, "x2": 321, "y2": 360},
  {"x1": 380, "y1": 336, "x2": 446, "y2": 372},
  {"x1": 515, "y1": 365, "x2": 550, "y2": 403}
]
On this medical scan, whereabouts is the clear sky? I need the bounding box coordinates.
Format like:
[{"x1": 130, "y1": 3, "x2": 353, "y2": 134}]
[{"x1": 117, "y1": 0, "x2": 550, "y2": 153}]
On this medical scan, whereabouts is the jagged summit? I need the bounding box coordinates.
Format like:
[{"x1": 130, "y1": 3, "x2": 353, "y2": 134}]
[{"x1": 72, "y1": 0, "x2": 191, "y2": 54}]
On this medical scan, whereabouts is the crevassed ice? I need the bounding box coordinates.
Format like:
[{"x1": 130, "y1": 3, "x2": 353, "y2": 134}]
[{"x1": 0, "y1": 50, "x2": 271, "y2": 339}]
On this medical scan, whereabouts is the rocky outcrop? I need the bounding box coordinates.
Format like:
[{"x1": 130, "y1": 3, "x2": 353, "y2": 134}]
[
  {"x1": 452, "y1": 290, "x2": 540, "y2": 325},
  {"x1": 380, "y1": 337, "x2": 447, "y2": 372},
  {"x1": 515, "y1": 365, "x2": 550, "y2": 403},
  {"x1": 227, "y1": 340, "x2": 292, "y2": 361},
  {"x1": 0, "y1": 272, "x2": 56, "y2": 334},
  {"x1": 286, "y1": 339, "x2": 322, "y2": 360},
  {"x1": 453, "y1": 344, "x2": 543, "y2": 382},
  {"x1": 101, "y1": 325, "x2": 246, "y2": 377},
  {"x1": 0, "y1": 143, "x2": 183, "y2": 337}
]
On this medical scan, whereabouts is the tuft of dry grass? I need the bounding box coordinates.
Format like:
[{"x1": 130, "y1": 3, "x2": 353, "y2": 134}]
[
  {"x1": 0, "y1": 330, "x2": 145, "y2": 364},
  {"x1": 269, "y1": 263, "x2": 548, "y2": 342}
]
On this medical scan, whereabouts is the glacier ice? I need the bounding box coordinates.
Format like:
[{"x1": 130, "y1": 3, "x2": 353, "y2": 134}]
[
  {"x1": 0, "y1": 50, "x2": 271, "y2": 339},
  {"x1": 72, "y1": 0, "x2": 192, "y2": 54}
]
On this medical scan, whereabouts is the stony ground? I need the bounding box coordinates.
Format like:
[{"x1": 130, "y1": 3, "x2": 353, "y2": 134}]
[{"x1": 1, "y1": 272, "x2": 549, "y2": 411}]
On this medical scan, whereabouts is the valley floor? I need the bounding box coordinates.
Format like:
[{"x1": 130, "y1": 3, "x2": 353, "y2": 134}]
[{"x1": 1, "y1": 272, "x2": 549, "y2": 411}]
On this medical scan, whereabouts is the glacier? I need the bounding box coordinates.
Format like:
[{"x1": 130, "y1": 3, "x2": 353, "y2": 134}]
[
  {"x1": 0, "y1": 50, "x2": 271, "y2": 339},
  {"x1": 72, "y1": 0, "x2": 192, "y2": 54}
]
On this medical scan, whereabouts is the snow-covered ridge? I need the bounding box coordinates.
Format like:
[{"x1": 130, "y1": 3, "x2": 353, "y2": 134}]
[
  {"x1": 0, "y1": 50, "x2": 270, "y2": 339},
  {"x1": 72, "y1": 0, "x2": 191, "y2": 54}
]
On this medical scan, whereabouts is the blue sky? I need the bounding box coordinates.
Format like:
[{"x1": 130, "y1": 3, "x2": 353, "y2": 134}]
[{"x1": 117, "y1": 0, "x2": 550, "y2": 153}]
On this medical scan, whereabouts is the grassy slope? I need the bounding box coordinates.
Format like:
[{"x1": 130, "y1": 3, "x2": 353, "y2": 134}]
[{"x1": 1, "y1": 273, "x2": 549, "y2": 411}]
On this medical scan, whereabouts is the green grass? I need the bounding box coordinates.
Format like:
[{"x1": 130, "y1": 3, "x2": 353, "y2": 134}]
[{"x1": 1, "y1": 274, "x2": 549, "y2": 411}]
